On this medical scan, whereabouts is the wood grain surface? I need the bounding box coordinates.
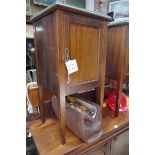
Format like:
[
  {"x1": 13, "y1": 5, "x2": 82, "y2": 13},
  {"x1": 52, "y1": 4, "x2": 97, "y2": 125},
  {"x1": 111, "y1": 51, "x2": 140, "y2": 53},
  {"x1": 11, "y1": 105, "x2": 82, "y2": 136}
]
[
  {"x1": 69, "y1": 24, "x2": 99, "y2": 84},
  {"x1": 29, "y1": 99, "x2": 129, "y2": 155},
  {"x1": 33, "y1": 6, "x2": 108, "y2": 144},
  {"x1": 106, "y1": 24, "x2": 129, "y2": 80},
  {"x1": 106, "y1": 23, "x2": 129, "y2": 117}
]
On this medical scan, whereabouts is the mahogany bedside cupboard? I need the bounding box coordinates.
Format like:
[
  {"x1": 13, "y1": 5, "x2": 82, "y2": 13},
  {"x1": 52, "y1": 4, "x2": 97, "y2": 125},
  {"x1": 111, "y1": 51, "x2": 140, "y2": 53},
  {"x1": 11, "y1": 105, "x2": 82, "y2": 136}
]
[{"x1": 31, "y1": 3, "x2": 110, "y2": 144}]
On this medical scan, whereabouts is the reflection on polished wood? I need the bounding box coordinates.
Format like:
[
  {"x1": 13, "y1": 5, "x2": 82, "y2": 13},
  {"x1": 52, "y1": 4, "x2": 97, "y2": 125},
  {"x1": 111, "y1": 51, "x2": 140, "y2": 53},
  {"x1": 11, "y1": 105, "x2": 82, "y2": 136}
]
[{"x1": 29, "y1": 99, "x2": 129, "y2": 155}]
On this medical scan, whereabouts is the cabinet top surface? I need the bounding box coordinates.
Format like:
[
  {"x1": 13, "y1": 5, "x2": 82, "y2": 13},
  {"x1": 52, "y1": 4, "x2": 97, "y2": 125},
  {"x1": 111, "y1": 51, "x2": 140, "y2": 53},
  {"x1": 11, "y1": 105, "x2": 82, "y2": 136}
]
[{"x1": 31, "y1": 2, "x2": 111, "y2": 22}]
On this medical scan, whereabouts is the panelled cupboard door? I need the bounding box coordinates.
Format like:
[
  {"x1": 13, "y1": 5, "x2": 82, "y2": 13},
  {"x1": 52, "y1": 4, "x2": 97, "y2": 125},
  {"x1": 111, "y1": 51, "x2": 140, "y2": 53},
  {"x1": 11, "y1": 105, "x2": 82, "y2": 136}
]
[
  {"x1": 110, "y1": 130, "x2": 129, "y2": 155},
  {"x1": 64, "y1": 13, "x2": 105, "y2": 95}
]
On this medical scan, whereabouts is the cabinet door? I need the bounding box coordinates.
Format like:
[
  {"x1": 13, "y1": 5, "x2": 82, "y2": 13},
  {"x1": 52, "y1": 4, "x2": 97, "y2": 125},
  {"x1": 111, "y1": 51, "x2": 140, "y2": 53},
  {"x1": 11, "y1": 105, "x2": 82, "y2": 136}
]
[
  {"x1": 85, "y1": 140, "x2": 112, "y2": 155},
  {"x1": 110, "y1": 130, "x2": 129, "y2": 155},
  {"x1": 64, "y1": 14, "x2": 106, "y2": 95}
]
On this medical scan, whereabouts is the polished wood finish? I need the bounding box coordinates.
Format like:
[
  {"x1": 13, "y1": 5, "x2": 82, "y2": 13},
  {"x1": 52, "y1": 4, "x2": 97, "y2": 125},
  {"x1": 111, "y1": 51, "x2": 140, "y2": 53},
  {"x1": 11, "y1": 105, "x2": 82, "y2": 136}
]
[
  {"x1": 56, "y1": 10, "x2": 67, "y2": 144},
  {"x1": 85, "y1": 139, "x2": 112, "y2": 155},
  {"x1": 106, "y1": 23, "x2": 129, "y2": 117},
  {"x1": 110, "y1": 130, "x2": 129, "y2": 155},
  {"x1": 38, "y1": 86, "x2": 46, "y2": 123},
  {"x1": 33, "y1": 5, "x2": 108, "y2": 144},
  {"x1": 29, "y1": 100, "x2": 129, "y2": 155},
  {"x1": 27, "y1": 85, "x2": 53, "y2": 122},
  {"x1": 38, "y1": 87, "x2": 52, "y2": 120},
  {"x1": 28, "y1": 85, "x2": 39, "y2": 110},
  {"x1": 34, "y1": 12, "x2": 59, "y2": 92},
  {"x1": 69, "y1": 24, "x2": 99, "y2": 83},
  {"x1": 28, "y1": 86, "x2": 52, "y2": 109},
  {"x1": 64, "y1": 13, "x2": 107, "y2": 96},
  {"x1": 106, "y1": 23, "x2": 129, "y2": 80},
  {"x1": 31, "y1": 3, "x2": 111, "y2": 22},
  {"x1": 86, "y1": 130, "x2": 129, "y2": 155}
]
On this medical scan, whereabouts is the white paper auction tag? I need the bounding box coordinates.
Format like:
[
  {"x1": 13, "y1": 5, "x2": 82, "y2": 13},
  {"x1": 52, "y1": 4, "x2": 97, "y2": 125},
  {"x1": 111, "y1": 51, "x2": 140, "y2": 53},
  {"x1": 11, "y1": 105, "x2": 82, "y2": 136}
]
[{"x1": 65, "y1": 59, "x2": 78, "y2": 74}]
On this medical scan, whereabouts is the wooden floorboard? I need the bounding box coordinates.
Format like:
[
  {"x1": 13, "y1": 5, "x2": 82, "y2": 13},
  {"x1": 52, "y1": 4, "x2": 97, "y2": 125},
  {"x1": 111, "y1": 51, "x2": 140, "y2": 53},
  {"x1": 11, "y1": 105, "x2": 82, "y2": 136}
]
[{"x1": 29, "y1": 100, "x2": 129, "y2": 155}]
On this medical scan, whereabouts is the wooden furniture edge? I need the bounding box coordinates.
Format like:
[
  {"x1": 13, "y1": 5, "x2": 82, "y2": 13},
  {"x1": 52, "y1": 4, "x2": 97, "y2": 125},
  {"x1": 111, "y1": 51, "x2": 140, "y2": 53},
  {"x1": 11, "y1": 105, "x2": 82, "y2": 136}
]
[
  {"x1": 108, "y1": 21, "x2": 129, "y2": 28},
  {"x1": 31, "y1": 2, "x2": 111, "y2": 22}
]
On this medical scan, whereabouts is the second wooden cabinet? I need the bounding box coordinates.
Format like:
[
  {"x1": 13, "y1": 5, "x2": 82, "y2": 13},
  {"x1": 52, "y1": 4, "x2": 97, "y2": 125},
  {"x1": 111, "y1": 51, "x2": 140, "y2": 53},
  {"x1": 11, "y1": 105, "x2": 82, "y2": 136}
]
[{"x1": 106, "y1": 21, "x2": 129, "y2": 117}]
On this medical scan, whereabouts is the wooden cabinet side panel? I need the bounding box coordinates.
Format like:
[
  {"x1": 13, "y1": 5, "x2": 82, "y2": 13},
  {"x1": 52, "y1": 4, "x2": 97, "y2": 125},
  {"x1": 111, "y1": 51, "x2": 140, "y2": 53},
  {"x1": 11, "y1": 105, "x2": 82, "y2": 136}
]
[
  {"x1": 110, "y1": 130, "x2": 129, "y2": 155},
  {"x1": 34, "y1": 20, "x2": 47, "y2": 87},
  {"x1": 125, "y1": 25, "x2": 129, "y2": 76},
  {"x1": 34, "y1": 13, "x2": 59, "y2": 93},
  {"x1": 106, "y1": 25, "x2": 127, "y2": 80}
]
